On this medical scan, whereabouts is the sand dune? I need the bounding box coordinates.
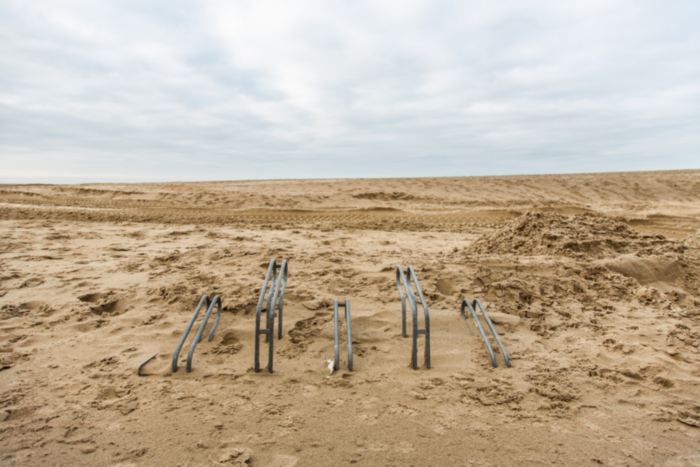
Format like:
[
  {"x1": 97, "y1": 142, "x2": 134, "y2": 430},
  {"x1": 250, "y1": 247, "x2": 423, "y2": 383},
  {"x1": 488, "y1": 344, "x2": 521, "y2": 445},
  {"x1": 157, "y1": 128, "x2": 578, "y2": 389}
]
[{"x1": 1, "y1": 170, "x2": 700, "y2": 466}]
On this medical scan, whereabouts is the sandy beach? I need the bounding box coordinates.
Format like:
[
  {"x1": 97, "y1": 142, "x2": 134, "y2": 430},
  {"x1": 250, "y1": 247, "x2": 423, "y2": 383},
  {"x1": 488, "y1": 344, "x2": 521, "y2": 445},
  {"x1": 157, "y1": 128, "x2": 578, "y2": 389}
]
[{"x1": 1, "y1": 169, "x2": 700, "y2": 466}]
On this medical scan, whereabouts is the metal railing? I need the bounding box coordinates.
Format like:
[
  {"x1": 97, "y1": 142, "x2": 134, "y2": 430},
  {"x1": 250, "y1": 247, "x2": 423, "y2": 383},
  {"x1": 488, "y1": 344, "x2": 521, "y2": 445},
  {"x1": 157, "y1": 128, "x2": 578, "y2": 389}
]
[
  {"x1": 172, "y1": 294, "x2": 223, "y2": 373},
  {"x1": 396, "y1": 266, "x2": 431, "y2": 370},
  {"x1": 461, "y1": 298, "x2": 510, "y2": 368},
  {"x1": 333, "y1": 299, "x2": 353, "y2": 372},
  {"x1": 137, "y1": 354, "x2": 156, "y2": 376},
  {"x1": 254, "y1": 259, "x2": 288, "y2": 373}
]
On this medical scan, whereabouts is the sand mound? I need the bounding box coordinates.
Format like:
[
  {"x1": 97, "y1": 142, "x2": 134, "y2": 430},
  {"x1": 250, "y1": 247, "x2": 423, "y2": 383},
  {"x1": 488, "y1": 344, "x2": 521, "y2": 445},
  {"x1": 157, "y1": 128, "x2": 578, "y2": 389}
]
[
  {"x1": 352, "y1": 191, "x2": 416, "y2": 201},
  {"x1": 470, "y1": 212, "x2": 677, "y2": 258},
  {"x1": 683, "y1": 230, "x2": 700, "y2": 249}
]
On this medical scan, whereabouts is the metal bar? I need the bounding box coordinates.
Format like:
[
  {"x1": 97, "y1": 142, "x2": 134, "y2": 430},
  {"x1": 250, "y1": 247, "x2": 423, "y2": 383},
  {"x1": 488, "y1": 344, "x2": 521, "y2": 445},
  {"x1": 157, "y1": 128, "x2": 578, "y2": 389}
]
[
  {"x1": 254, "y1": 260, "x2": 275, "y2": 373},
  {"x1": 138, "y1": 354, "x2": 157, "y2": 376},
  {"x1": 267, "y1": 260, "x2": 287, "y2": 373},
  {"x1": 333, "y1": 298, "x2": 353, "y2": 372},
  {"x1": 186, "y1": 295, "x2": 222, "y2": 372},
  {"x1": 275, "y1": 262, "x2": 288, "y2": 340},
  {"x1": 461, "y1": 299, "x2": 497, "y2": 368},
  {"x1": 395, "y1": 268, "x2": 408, "y2": 338},
  {"x1": 254, "y1": 259, "x2": 288, "y2": 373},
  {"x1": 461, "y1": 299, "x2": 511, "y2": 368},
  {"x1": 265, "y1": 264, "x2": 277, "y2": 344},
  {"x1": 208, "y1": 298, "x2": 223, "y2": 342},
  {"x1": 172, "y1": 295, "x2": 210, "y2": 373},
  {"x1": 396, "y1": 266, "x2": 417, "y2": 368},
  {"x1": 334, "y1": 300, "x2": 340, "y2": 371},
  {"x1": 459, "y1": 301, "x2": 474, "y2": 335},
  {"x1": 473, "y1": 299, "x2": 511, "y2": 368},
  {"x1": 395, "y1": 266, "x2": 431, "y2": 370},
  {"x1": 409, "y1": 266, "x2": 431, "y2": 369},
  {"x1": 345, "y1": 299, "x2": 353, "y2": 371}
]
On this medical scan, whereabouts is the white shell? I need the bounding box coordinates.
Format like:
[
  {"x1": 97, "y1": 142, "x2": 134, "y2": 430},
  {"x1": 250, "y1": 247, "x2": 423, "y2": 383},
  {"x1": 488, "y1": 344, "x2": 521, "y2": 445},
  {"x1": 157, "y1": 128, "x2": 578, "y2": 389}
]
[{"x1": 323, "y1": 358, "x2": 334, "y2": 378}]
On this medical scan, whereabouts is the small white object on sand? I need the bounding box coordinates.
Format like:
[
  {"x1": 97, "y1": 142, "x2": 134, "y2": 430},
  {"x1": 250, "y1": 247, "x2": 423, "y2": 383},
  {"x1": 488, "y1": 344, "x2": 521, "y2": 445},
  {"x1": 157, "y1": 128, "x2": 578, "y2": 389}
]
[{"x1": 323, "y1": 358, "x2": 334, "y2": 379}]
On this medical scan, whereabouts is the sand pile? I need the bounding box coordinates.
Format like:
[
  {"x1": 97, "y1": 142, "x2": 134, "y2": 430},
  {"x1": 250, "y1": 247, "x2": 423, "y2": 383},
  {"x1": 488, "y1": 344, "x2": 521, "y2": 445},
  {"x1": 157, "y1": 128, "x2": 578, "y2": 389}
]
[
  {"x1": 352, "y1": 191, "x2": 416, "y2": 201},
  {"x1": 683, "y1": 230, "x2": 700, "y2": 249},
  {"x1": 470, "y1": 212, "x2": 677, "y2": 258}
]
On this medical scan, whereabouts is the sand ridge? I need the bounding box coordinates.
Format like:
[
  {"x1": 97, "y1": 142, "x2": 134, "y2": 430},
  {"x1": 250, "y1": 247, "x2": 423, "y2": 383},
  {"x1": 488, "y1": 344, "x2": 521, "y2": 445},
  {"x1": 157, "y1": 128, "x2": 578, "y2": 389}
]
[{"x1": 1, "y1": 170, "x2": 700, "y2": 466}]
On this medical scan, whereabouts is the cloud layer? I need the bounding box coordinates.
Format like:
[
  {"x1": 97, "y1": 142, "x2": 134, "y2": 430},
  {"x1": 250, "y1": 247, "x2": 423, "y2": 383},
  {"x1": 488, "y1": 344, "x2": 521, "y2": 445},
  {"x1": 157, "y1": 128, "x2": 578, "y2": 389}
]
[{"x1": 1, "y1": 1, "x2": 699, "y2": 183}]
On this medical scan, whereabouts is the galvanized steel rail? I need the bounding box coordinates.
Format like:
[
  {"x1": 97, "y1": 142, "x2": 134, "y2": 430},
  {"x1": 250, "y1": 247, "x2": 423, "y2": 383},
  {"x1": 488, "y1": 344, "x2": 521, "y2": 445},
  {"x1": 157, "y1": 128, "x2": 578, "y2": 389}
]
[
  {"x1": 461, "y1": 298, "x2": 511, "y2": 368},
  {"x1": 254, "y1": 259, "x2": 288, "y2": 373},
  {"x1": 396, "y1": 266, "x2": 431, "y2": 370},
  {"x1": 172, "y1": 294, "x2": 223, "y2": 373},
  {"x1": 333, "y1": 299, "x2": 353, "y2": 372},
  {"x1": 137, "y1": 353, "x2": 157, "y2": 376}
]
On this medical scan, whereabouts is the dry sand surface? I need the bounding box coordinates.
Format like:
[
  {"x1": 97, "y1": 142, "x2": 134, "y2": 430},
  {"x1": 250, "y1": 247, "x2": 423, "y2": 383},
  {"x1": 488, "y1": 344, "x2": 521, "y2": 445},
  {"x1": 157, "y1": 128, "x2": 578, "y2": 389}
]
[{"x1": 1, "y1": 170, "x2": 700, "y2": 466}]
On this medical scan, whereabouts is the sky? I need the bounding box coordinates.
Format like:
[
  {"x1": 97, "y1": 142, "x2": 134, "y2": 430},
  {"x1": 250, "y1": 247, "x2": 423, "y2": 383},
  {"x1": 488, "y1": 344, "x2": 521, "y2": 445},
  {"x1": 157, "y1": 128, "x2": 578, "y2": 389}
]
[{"x1": 1, "y1": 1, "x2": 699, "y2": 184}]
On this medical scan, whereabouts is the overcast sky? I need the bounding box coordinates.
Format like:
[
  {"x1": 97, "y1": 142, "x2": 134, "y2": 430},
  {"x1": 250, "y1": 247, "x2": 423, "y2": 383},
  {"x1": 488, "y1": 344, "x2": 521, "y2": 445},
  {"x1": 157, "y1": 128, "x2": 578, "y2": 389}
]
[{"x1": 1, "y1": 1, "x2": 699, "y2": 183}]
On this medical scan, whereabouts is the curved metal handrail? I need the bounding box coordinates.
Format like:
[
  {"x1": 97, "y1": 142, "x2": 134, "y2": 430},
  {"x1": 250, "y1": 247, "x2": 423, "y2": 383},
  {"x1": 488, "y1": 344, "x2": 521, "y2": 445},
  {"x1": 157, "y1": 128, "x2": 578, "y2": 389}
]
[
  {"x1": 333, "y1": 299, "x2": 353, "y2": 372},
  {"x1": 461, "y1": 299, "x2": 496, "y2": 367},
  {"x1": 461, "y1": 298, "x2": 511, "y2": 368},
  {"x1": 473, "y1": 299, "x2": 510, "y2": 367},
  {"x1": 186, "y1": 295, "x2": 223, "y2": 372},
  {"x1": 395, "y1": 266, "x2": 431, "y2": 370},
  {"x1": 395, "y1": 267, "x2": 410, "y2": 338},
  {"x1": 254, "y1": 260, "x2": 275, "y2": 372},
  {"x1": 409, "y1": 266, "x2": 431, "y2": 363},
  {"x1": 273, "y1": 261, "x2": 289, "y2": 341},
  {"x1": 138, "y1": 353, "x2": 157, "y2": 376},
  {"x1": 172, "y1": 295, "x2": 210, "y2": 373},
  {"x1": 254, "y1": 259, "x2": 288, "y2": 373}
]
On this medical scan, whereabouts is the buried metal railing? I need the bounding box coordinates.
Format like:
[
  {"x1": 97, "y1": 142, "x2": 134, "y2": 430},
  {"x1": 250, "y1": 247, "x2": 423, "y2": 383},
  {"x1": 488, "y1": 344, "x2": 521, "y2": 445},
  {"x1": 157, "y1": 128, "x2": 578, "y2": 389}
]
[
  {"x1": 137, "y1": 354, "x2": 157, "y2": 376},
  {"x1": 396, "y1": 266, "x2": 431, "y2": 370},
  {"x1": 333, "y1": 299, "x2": 354, "y2": 372},
  {"x1": 171, "y1": 295, "x2": 223, "y2": 373},
  {"x1": 461, "y1": 298, "x2": 510, "y2": 368},
  {"x1": 254, "y1": 259, "x2": 288, "y2": 373},
  {"x1": 138, "y1": 295, "x2": 223, "y2": 376}
]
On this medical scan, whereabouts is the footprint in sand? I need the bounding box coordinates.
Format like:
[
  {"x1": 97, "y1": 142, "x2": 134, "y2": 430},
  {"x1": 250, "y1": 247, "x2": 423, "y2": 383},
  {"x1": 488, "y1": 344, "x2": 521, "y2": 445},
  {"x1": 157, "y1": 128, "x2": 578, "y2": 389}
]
[{"x1": 19, "y1": 278, "x2": 43, "y2": 288}]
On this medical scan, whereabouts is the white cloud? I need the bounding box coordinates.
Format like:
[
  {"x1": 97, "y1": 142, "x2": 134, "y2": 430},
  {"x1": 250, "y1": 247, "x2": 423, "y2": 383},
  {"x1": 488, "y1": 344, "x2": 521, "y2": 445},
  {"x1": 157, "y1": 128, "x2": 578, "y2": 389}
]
[{"x1": 0, "y1": 0, "x2": 699, "y2": 183}]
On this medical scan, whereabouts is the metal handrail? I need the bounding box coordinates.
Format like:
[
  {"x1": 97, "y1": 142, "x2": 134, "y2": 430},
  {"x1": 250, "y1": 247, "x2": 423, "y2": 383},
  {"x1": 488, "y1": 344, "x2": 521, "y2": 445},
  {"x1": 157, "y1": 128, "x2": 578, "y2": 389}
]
[
  {"x1": 333, "y1": 299, "x2": 353, "y2": 372},
  {"x1": 254, "y1": 259, "x2": 288, "y2": 373},
  {"x1": 395, "y1": 266, "x2": 431, "y2": 370},
  {"x1": 186, "y1": 295, "x2": 222, "y2": 372},
  {"x1": 143, "y1": 294, "x2": 222, "y2": 375},
  {"x1": 172, "y1": 295, "x2": 210, "y2": 373},
  {"x1": 138, "y1": 354, "x2": 157, "y2": 376},
  {"x1": 461, "y1": 298, "x2": 510, "y2": 368}
]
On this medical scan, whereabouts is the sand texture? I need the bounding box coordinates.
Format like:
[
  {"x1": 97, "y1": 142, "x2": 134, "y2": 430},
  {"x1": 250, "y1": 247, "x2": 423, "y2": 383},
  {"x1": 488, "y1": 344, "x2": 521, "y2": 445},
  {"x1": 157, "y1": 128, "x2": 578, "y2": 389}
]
[{"x1": 1, "y1": 170, "x2": 700, "y2": 466}]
